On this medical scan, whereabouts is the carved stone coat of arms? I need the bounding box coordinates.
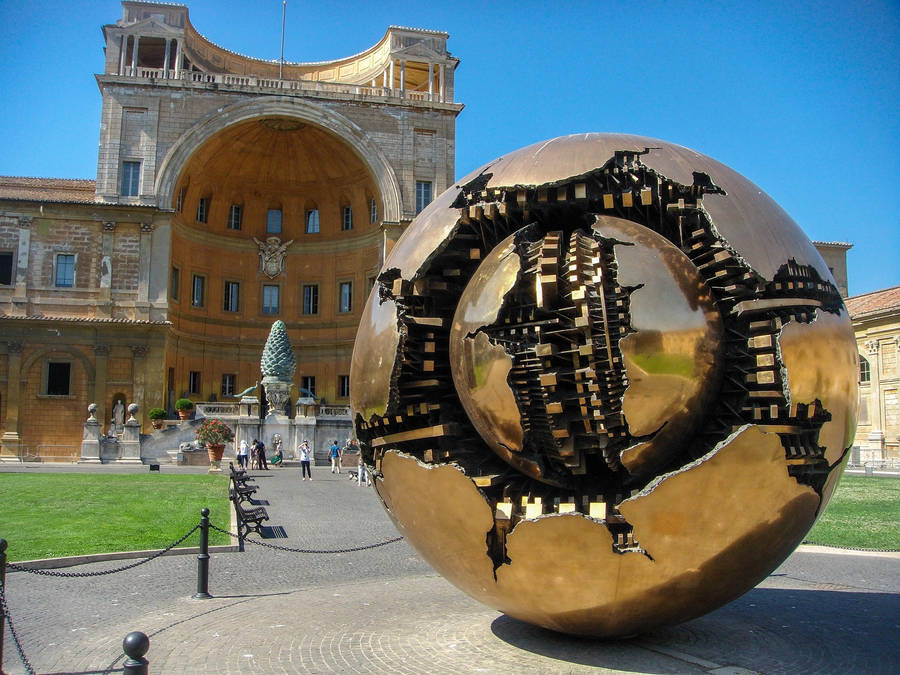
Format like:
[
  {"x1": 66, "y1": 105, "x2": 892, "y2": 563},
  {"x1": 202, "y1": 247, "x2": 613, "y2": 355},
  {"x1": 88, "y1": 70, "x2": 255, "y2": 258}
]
[{"x1": 253, "y1": 236, "x2": 294, "y2": 278}]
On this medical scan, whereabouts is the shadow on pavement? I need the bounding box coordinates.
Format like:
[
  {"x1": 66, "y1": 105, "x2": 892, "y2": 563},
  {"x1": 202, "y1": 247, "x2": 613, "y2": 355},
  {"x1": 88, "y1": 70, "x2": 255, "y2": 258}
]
[{"x1": 491, "y1": 587, "x2": 900, "y2": 674}]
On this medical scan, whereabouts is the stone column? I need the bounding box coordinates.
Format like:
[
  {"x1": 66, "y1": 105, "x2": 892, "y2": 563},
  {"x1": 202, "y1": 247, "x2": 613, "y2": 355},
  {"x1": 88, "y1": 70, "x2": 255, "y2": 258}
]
[
  {"x1": 130, "y1": 35, "x2": 140, "y2": 76},
  {"x1": 399, "y1": 60, "x2": 406, "y2": 95},
  {"x1": 98, "y1": 221, "x2": 115, "y2": 317},
  {"x1": 388, "y1": 59, "x2": 394, "y2": 93},
  {"x1": 79, "y1": 404, "x2": 102, "y2": 464},
  {"x1": 119, "y1": 403, "x2": 142, "y2": 463},
  {"x1": 163, "y1": 38, "x2": 171, "y2": 77},
  {"x1": 136, "y1": 223, "x2": 153, "y2": 319},
  {"x1": 439, "y1": 63, "x2": 445, "y2": 102},
  {"x1": 132, "y1": 345, "x2": 149, "y2": 427},
  {"x1": 174, "y1": 39, "x2": 182, "y2": 79},
  {"x1": 0, "y1": 341, "x2": 24, "y2": 462},
  {"x1": 864, "y1": 339, "x2": 885, "y2": 461},
  {"x1": 428, "y1": 62, "x2": 434, "y2": 100},
  {"x1": 11, "y1": 216, "x2": 31, "y2": 316},
  {"x1": 119, "y1": 35, "x2": 128, "y2": 76}
]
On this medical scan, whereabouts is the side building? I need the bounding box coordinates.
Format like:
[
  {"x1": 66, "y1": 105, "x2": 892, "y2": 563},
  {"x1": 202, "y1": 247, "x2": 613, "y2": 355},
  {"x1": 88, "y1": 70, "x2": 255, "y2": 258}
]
[
  {"x1": 0, "y1": 0, "x2": 462, "y2": 460},
  {"x1": 846, "y1": 286, "x2": 900, "y2": 464}
]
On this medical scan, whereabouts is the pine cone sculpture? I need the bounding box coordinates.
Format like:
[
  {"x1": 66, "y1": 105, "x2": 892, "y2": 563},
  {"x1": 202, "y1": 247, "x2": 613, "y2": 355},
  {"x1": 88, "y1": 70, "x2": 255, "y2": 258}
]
[{"x1": 260, "y1": 320, "x2": 296, "y2": 379}]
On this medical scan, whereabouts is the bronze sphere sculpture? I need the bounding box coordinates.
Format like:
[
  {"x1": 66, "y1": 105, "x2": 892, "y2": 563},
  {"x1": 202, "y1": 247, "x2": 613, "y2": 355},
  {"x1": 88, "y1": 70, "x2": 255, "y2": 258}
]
[{"x1": 350, "y1": 133, "x2": 858, "y2": 637}]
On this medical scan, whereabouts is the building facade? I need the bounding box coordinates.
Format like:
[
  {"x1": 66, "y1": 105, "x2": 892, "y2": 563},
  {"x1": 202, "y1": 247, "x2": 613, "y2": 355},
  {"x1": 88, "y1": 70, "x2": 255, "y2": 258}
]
[
  {"x1": 846, "y1": 286, "x2": 900, "y2": 462},
  {"x1": 0, "y1": 1, "x2": 462, "y2": 460}
]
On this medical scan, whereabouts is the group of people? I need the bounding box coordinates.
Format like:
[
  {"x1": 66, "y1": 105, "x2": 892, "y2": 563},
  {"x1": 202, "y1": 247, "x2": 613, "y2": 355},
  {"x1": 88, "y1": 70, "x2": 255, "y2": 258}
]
[
  {"x1": 236, "y1": 437, "x2": 284, "y2": 470},
  {"x1": 235, "y1": 436, "x2": 370, "y2": 486}
]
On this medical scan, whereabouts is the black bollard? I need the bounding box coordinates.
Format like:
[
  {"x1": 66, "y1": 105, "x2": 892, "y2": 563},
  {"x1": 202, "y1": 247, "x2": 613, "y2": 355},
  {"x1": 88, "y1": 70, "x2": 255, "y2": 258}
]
[
  {"x1": 1, "y1": 538, "x2": 6, "y2": 668},
  {"x1": 122, "y1": 631, "x2": 149, "y2": 675},
  {"x1": 194, "y1": 507, "x2": 212, "y2": 599}
]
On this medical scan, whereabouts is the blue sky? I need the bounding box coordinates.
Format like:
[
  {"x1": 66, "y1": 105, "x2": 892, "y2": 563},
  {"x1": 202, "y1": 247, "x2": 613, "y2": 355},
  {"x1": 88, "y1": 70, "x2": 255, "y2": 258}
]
[{"x1": 1, "y1": 0, "x2": 897, "y2": 296}]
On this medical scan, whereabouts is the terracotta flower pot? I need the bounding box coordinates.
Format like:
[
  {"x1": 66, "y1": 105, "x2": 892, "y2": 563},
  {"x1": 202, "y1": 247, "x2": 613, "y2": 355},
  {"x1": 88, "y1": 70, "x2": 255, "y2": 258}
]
[
  {"x1": 151, "y1": 419, "x2": 164, "y2": 430},
  {"x1": 177, "y1": 410, "x2": 191, "y2": 420},
  {"x1": 206, "y1": 443, "x2": 225, "y2": 472}
]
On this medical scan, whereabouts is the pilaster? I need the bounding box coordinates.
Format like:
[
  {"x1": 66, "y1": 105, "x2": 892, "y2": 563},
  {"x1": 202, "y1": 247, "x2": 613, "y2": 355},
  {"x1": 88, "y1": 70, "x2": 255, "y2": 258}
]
[{"x1": 0, "y1": 341, "x2": 24, "y2": 462}]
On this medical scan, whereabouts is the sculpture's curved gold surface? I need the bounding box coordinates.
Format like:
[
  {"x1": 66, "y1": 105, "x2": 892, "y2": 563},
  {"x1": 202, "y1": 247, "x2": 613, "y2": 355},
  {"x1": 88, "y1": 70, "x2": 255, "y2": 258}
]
[{"x1": 352, "y1": 133, "x2": 857, "y2": 637}]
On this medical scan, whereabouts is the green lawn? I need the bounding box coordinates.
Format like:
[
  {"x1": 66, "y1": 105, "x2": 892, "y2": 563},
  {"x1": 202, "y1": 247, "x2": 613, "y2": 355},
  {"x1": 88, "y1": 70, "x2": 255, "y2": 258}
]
[
  {"x1": 0, "y1": 473, "x2": 231, "y2": 562},
  {"x1": 806, "y1": 475, "x2": 900, "y2": 550}
]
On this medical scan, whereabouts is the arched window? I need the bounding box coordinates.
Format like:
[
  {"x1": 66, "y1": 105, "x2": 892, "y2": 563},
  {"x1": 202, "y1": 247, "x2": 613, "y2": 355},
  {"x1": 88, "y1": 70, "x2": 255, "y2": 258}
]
[{"x1": 859, "y1": 354, "x2": 871, "y2": 383}]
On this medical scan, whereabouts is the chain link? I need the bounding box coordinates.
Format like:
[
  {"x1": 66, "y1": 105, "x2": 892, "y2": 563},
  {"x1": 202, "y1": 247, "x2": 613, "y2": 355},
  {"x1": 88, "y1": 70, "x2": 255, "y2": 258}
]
[
  {"x1": 209, "y1": 522, "x2": 404, "y2": 553},
  {"x1": 1, "y1": 582, "x2": 37, "y2": 675},
  {"x1": 7, "y1": 524, "x2": 201, "y2": 578}
]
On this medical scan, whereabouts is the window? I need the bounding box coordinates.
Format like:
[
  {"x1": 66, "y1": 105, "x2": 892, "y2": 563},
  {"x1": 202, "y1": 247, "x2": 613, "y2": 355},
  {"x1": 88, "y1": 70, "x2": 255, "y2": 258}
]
[
  {"x1": 0, "y1": 251, "x2": 12, "y2": 286},
  {"x1": 342, "y1": 205, "x2": 353, "y2": 231},
  {"x1": 191, "y1": 274, "x2": 205, "y2": 307},
  {"x1": 305, "y1": 209, "x2": 320, "y2": 234},
  {"x1": 302, "y1": 284, "x2": 319, "y2": 315},
  {"x1": 370, "y1": 198, "x2": 378, "y2": 224},
  {"x1": 367, "y1": 275, "x2": 377, "y2": 294},
  {"x1": 262, "y1": 284, "x2": 280, "y2": 314},
  {"x1": 45, "y1": 362, "x2": 71, "y2": 396},
  {"x1": 176, "y1": 185, "x2": 187, "y2": 212},
  {"x1": 267, "y1": 208, "x2": 282, "y2": 234},
  {"x1": 415, "y1": 181, "x2": 433, "y2": 214},
  {"x1": 338, "y1": 374, "x2": 350, "y2": 398},
  {"x1": 221, "y1": 374, "x2": 236, "y2": 398},
  {"x1": 170, "y1": 266, "x2": 180, "y2": 300},
  {"x1": 338, "y1": 281, "x2": 353, "y2": 314},
  {"x1": 228, "y1": 204, "x2": 242, "y2": 230},
  {"x1": 196, "y1": 197, "x2": 209, "y2": 223},
  {"x1": 223, "y1": 281, "x2": 240, "y2": 312},
  {"x1": 121, "y1": 161, "x2": 141, "y2": 196},
  {"x1": 189, "y1": 371, "x2": 201, "y2": 395},
  {"x1": 301, "y1": 375, "x2": 316, "y2": 397},
  {"x1": 55, "y1": 254, "x2": 75, "y2": 287},
  {"x1": 859, "y1": 355, "x2": 871, "y2": 383}
]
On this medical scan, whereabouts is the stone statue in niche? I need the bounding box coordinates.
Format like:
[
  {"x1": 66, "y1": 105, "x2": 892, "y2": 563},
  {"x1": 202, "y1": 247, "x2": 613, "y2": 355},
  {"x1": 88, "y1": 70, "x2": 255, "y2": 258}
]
[
  {"x1": 253, "y1": 236, "x2": 294, "y2": 279},
  {"x1": 112, "y1": 399, "x2": 125, "y2": 433}
]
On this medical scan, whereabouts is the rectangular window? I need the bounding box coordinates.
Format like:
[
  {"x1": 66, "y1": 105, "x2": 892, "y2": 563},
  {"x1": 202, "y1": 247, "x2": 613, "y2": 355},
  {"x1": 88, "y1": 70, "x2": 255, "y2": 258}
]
[
  {"x1": 305, "y1": 209, "x2": 320, "y2": 234},
  {"x1": 267, "y1": 209, "x2": 282, "y2": 234},
  {"x1": 223, "y1": 281, "x2": 240, "y2": 312},
  {"x1": 370, "y1": 198, "x2": 378, "y2": 224},
  {"x1": 0, "y1": 251, "x2": 12, "y2": 286},
  {"x1": 46, "y1": 362, "x2": 71, "y2": 396},
  {"x1": 302, "y1": 284, "x2": 319, "y2": 315},
  {"x1": 262, "y1": 284, "x2": 280, "y2": 314},
  {"x1": 415, "y1": 180, "x2": 433, "y2": 214},
  {"x1": 191, "y1": 274, "x2": 205, "y2": 307},
  {"x1": 170, "y1": 266, "x2": 180, "y2": 300},
  {"x1": 342, "y1": 205, "x2": 353, "y2": 231},
  {"x1": 338, "y1": 280, "x2": 353, "y2": 314},
  {"x1": 189, "y1": 371, "x2": 201, "y2": 395},
  {"x1": 196, "y1": 197, "x2": 209, "y2": 223},
  {"x1": 338, "y1": 374, "x2": 350, "y2": 398},
  {"x1": 55, "y1": 254, "x2": 75, "y2": 288},
  {"x1": 228, "y1": 204, "x2": 242, "y2": 230},
  {"x1": 301, "y1": 375, "x2": 316, "y2": 397},
  {"x1": 221, "y1": 373, "x2": 236, "y2": 398},
  {"x1": 121, "y1": 161, "x2": 141, "y2": 196}
]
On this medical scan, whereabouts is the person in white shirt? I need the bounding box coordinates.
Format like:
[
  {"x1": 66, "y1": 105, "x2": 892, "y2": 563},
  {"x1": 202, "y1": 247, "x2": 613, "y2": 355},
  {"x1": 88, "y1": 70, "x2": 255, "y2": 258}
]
[{"x1": 298, "y1": 440, "x2": 312, "y2": 480}]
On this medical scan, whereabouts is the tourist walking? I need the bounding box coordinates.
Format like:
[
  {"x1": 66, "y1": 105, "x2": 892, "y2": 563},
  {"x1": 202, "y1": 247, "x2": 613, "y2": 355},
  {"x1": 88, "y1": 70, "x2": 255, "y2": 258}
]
[
  {"x1": 298, "y1": 439, "x2": 312, "y2": 480},
  {"x1": 237, "y1": 439, "x2": 249, "y2": 469},
  {"x1": 257, "y1": 439, "x2": 269, "y2": 470},
  {"x1": 250, "y1": 439, "x2": 260, "y2": 470},
  {"x1": 329, "y1": 439, "x2": 342, "y2": 473}
]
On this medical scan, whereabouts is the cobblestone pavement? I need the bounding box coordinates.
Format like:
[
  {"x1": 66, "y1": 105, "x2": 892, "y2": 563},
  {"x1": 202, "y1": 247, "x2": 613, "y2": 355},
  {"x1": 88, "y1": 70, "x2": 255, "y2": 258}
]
[{"x1": 2, "y1": 464, "x2": 898, "y2": 674}]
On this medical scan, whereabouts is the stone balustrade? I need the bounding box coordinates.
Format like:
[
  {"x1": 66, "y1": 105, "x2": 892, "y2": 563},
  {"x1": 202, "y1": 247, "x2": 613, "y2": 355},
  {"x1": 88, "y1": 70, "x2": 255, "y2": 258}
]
[{"x1": 116, "y1": 69, "x2": 452, "y2": 104}]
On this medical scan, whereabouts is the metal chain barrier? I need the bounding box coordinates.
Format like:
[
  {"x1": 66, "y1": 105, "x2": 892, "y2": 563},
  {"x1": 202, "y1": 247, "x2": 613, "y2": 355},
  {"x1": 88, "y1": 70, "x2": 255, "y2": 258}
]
[
  {"x1": 1, "y1": 582, "x2": 37, "y2": 675},
  {"x1": 7, "y1": 524, "x2": 200, "y2": 578},
  {"x1": 209, "y1": 522, "x2": 403, "y2": 554}
]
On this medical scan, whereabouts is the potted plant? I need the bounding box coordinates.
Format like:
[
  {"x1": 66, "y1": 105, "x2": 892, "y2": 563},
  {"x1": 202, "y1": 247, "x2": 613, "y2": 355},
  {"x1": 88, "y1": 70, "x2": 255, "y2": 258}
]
[
  {"x1": 148, "y1": 407, "x2": 166, "y2": 430},
  {"x1": 195, "y1": 418, "x2": 234, "y2": 473},
  {"x1": 175, "y1": 398, "x2": 194, "y2": 420}
]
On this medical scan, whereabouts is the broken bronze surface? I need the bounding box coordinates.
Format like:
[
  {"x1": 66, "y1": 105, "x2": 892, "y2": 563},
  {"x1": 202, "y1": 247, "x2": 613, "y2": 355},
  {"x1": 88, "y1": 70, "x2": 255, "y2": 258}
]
[{"x1": 350, "y1": 133, "x2": 858, "y2": 637}]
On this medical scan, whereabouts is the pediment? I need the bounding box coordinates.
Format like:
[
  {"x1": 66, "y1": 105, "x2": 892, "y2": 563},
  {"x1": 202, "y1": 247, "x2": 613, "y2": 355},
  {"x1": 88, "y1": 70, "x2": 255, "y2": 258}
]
[
  {"x1": 392, "y1": 42, "x2": 447, "y2": 62},
  {"x1": 117, "y1": 17, "x2": 182, "y2": 37}
]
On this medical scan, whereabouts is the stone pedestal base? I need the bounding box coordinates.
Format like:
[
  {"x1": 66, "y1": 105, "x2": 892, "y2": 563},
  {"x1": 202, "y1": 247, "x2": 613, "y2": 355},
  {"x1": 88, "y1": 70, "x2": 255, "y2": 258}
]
[
  {"x1": 80, "y1": 419, "x2": 103, "y2": 463},
  {"x1": 1, "y1": 432, "x2": 22, "y2": 463},
  {"x1": 118, "y1": 419, "x2": 142, "y2": 463}
]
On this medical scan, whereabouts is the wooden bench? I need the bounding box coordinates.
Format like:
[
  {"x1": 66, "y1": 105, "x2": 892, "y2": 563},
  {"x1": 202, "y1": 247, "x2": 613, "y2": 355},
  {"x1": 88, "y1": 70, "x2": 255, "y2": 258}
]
[{"x1": 232, "y1": 493, "x2": 269, "y2": 538}]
